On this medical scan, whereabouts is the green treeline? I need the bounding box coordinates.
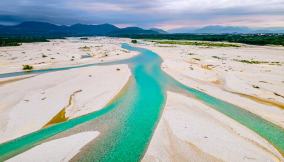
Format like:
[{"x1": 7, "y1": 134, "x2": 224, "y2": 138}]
[
  {"x1": 1, "y1": 34, "x2": 283, "y2": 47},
  {"x1": 0, "y1": 36, "x2": 62, "y2": 47},
  {"x1": 121, "y1": 34, "x2": 284, "y2": 46}
]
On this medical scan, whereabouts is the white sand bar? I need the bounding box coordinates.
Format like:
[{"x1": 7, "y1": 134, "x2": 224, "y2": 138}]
[
  {"x1": 0, "y1": 37, "x2": 135, "y2": 73},
  {"x1": 0, "y1": 64, "x2": 130, "y2": 143},
  {"x1": 143, "y1": 92, "x2": 283, "y2": 162},
  {"x1": 137, "y1": 42, "x2": 284, "y2": 128},
  {"x1": 0, "y1": 37, "x2": 134, "y2": 143},
  {"x1": 7, "y1": 131, "x2": 100, "y2": 162}
]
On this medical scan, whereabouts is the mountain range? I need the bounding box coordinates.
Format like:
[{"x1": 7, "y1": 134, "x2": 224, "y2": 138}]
[
  {"x1": 0, "y1": 21, "x2": 165, "y2": 36},
  {"x1": 0, "y1": 22, "x2": 283, "y2": 37},
  {"x1": 168, "y1": 25, "x2": 284, "y2": 34}
]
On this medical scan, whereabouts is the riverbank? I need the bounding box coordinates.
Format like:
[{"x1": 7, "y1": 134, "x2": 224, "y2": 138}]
[
  {"x1": 137, "y1": 41, "x2": 284, "y2": 161},
  {"x1": 143, "y1": 92, "x2": 283, "y2": 162},
  {"x1": 0, "y1": 64, "x2": 130, "y2": 143},
  {"x1": 7, "y1": 131, "x2": 100, "y2": 162},
  {"x1": 137, "y1": 41, "x2": 284, "y2": 128},
  {"x1": 0, "y1": 37, "x2": 134, "y2": 144},
  {"x1": 0, "y1": 37, "x2": 135, "y2": 74}
]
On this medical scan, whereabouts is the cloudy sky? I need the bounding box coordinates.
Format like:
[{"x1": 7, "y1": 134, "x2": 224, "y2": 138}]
[{"x1": 0, "y1": 0, "x2": 283, "y2": 30}]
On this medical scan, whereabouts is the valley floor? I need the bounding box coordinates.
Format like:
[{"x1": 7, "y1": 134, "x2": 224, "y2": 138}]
[{"x1": 0, "y1": 37, "x2": 283, "y2": 161}]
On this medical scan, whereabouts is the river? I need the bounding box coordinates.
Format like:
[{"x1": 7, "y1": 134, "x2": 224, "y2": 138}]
[{"x1": 0, "y1": 43, "x2": 283, "y2": 161}]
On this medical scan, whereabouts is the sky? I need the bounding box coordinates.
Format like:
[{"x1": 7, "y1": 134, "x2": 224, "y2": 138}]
[{"x1": 0, "y1": 0, "x2": 283, "y2": 30}]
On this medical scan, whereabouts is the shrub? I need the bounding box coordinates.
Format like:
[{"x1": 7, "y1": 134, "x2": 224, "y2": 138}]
[
  {"x1": 131, "y1": 40, "x2": 138, "y2": 43},
  {"x1": 22, "y1": 65, "x2": 33, "y2": 71}
]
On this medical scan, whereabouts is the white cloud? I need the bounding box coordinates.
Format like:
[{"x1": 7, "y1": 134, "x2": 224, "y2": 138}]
[
  {"x1": 0, "y1": 0, "x2": 283, "y2": 28},
  {"x1": 158, "y1": 0, "x2": 284, "y2": 11}
]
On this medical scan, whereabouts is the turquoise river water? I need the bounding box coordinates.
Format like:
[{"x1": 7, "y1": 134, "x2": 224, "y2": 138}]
[{"x1": 0, "y1": 43, "x2": 283, "y2": 161}]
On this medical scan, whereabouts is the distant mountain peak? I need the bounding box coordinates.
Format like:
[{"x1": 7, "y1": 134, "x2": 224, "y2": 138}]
[
  {"x1": 110, "y1": 26, "x2": 159, "y2": 35},
  {"x1": 168, "y1": 25, "x2": 284, "y2": 34},
  {"x1": 195, "y1": 25, "x2": 251, "y2": 34},
  {"x1": 150, "y1": 28, "x2": 167, "y2": 34},
  {"x1": 17, "y1": 21, "x2": 59, "y2": 28},
  {"x1": 0, "y1": 21, "x2": 159, "y2": 36}
]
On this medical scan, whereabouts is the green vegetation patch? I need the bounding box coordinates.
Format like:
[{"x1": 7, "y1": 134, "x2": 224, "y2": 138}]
[
  {"x1": 131, "y1": 39, "x2": 138, "y2": 43},
  {"x1": 80, "y1": 37, "x2": 89, "y2": 40},
  {"x1": 212, "y1": 56, "x2": 224, "y2": 60},
  {"x1": 79, "y1": 46, "x2": 91, "y2": 51},
  {"x1": 152, "y1": 40, "x2": 241, "y2": 47},
  {"x1": 0, "y1": 37, "x2": 50, "y2": 47},
  {"x1": 122, "y1": 34, "x2": 284, "y2": 46},
  {"x1": 22, "y1": 65, "x2": 33, "y2": 71},
  {"x1": 234, "y1": 59, "x2": 271, "y2": 64}
]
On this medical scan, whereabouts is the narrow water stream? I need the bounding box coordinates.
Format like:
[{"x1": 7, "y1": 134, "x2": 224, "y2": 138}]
[{"x1": 0, "y1": 43, "x2": 283, "y2": 161}]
